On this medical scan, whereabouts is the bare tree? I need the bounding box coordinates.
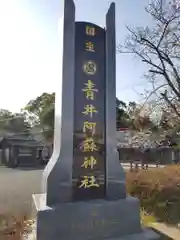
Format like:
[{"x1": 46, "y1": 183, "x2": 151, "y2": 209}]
[{"x1": 118, "y1": 0, "x2": 180, "y2": 119}]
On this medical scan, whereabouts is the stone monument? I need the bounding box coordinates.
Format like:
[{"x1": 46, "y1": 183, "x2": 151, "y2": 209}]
[{"x1": 32, "y1": 0, "x2": 160, "y2": 239}]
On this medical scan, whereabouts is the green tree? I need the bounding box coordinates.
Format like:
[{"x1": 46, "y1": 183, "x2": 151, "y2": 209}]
[
  {"x1": 24, "y1": 93, "x2": 55, "y2": 140},
  {"x1": 116, "y1": 99, "x2": 131, "y2": 129},
  {"x1": 0, "y1": 109, "x2": 30, "y2": 134}
]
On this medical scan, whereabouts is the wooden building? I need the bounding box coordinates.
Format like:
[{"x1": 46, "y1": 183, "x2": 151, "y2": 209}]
[{"x1": 0, "y1": 136, "x2": 44, "y2": 168}]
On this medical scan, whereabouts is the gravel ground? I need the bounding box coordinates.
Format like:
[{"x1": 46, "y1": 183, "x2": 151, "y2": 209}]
[{"x1": 0, "y1": 166, "x2": 43, "y2": 217}]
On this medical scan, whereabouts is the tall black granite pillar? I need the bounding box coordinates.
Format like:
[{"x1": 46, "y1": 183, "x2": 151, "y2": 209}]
[
  {"x1": 32, "y1": 1, "x2": 160, "y2": 239},
  {"x1": 105, "y1": 3, "x2": 126, "y2": 200}
]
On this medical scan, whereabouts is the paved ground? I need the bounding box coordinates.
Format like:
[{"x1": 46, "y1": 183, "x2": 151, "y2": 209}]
[
  {"x1": 0, "y1": 166, "x2": 43, "y2": 217},
  {"x1": 0, "y1": 163, "x2": 165, "y2": 217},
  {"x1": 1, "y1": 164, "x2": 178, "y2": 240}
]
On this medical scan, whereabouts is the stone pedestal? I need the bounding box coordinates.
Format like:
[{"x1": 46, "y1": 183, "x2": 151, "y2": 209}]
[{"x1": 33, "y1": 194, "x2": 159, "y2": 240}]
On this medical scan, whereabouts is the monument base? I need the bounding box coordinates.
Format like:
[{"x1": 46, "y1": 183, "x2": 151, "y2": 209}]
[{"x1": 32, "y1": 194, "x2": 160, "y2": 240}]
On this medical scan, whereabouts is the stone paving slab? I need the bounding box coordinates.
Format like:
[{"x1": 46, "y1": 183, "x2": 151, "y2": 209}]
[{"x1": 150, "y1": 223, "x2": 180, "y2": 240}]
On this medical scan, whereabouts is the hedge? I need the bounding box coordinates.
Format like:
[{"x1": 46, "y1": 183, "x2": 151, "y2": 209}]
[{"x1": 126, "y1": 165, "x2": 180, "y2": 224}]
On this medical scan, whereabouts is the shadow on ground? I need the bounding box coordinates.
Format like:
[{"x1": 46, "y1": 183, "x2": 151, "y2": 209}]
[{"x1": 16, "y1": 166, "x2": 45, "y2": 171}]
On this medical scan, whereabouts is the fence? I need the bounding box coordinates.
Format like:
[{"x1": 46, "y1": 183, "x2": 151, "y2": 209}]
[
  {"x1": 118, "y1": 147, "x2": 180, "y2": 165},
  {"x1": 122, "y1": 162, "x2": 163, "y2": 171}
]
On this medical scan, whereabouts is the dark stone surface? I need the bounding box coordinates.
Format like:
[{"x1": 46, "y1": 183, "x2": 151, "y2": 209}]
[
  {"x1": 105, "y1": 3, "x2": 126, "y2": 200},
  {"x1": 42, "y1": 0, "x2": 127, "y2": 206},
  {"x1": 42, "y1": 0, "x2": 76, "y2": 206},
  {"x1": 33, "y1": 1, "x2": 160, "y2": 240},
  {"x1": 33, "y1": 194, "x2": 160, "y2": 240},
  {"x1": 73, "y1": 22, "x2": 106, "y2": 201}
]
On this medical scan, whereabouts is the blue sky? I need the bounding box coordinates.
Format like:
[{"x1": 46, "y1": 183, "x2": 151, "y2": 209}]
[{"x1": 0, "y1": 0, "x2": 152, "y2": 112}]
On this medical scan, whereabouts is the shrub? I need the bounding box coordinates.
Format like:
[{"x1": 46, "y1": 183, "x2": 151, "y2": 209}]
[
  {"x1": 0, "y1": 214, "x2": 34, "y2": 240},
  {"x1": 140, "y1": 209, "x2": 157, "y2": 226},
  {"x1": 126, "y1": 165, "x2": 180, "y2": 224}
]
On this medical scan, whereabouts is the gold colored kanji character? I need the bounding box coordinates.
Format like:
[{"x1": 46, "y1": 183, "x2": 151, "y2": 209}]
[
  {"x1": 82, "y1": 104, "x2": 98, "y2": 118},
  {"x1": 82, "y1": 80, "x2": 98, "y2": 100},
  {"x1": 82, "y1": 137, "x2": 98, "y2": 152},
  {"x1": 79, "y1": 176, "x2": 99, "y2": 188},
  {"x1": 85, "y1": 41, "x2": 95, "y2": 52},
  {"x1": 81, "y1": 156, "x2": 97, "y2": 169},
  {"x1": 83, "y1": 121, "x2": 96, "y2": 135},
  {"x1": 86, "y1": 26, "x2": 95, "y2": 36}
]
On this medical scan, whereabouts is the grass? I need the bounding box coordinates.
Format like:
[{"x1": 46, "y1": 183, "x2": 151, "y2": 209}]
[
  {"x1": 140, "y1": 209, "x2": 157, "y2": 226},
  {"x1": 0, "y1": 214, "x2": 34, "y2": 240}
]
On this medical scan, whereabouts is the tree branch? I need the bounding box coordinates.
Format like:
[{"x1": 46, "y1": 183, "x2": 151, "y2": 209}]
[{"x1": 161, "y1": 92, "x2": 180, "y2": 117}]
